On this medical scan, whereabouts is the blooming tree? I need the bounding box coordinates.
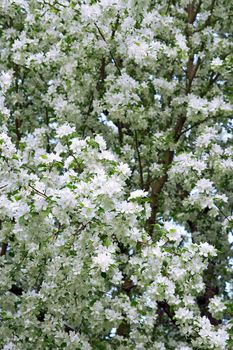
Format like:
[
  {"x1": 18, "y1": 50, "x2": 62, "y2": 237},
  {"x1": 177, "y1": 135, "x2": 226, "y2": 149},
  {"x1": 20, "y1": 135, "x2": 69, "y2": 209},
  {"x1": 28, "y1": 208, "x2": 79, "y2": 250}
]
[{"x1": 0, "y1": 0, "x2": 232, "y2": 349}]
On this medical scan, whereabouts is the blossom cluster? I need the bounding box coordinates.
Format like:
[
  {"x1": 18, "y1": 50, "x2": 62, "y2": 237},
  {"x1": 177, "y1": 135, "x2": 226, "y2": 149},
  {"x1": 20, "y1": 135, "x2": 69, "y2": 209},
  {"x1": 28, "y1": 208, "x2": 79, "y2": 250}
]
[
  {"x1": 0, "y1": 126, "x2": 230, "y2": 349},
  {"x1": 0, "y1": 0, "x2": 232, "y2": 349}
]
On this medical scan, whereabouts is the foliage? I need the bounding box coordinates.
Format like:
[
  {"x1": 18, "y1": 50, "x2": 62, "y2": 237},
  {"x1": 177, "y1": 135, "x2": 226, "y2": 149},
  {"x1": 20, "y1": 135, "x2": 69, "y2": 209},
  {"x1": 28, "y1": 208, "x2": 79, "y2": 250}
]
[{"x1": 0, "y1": 1, "x2": 232, "y2": 349}]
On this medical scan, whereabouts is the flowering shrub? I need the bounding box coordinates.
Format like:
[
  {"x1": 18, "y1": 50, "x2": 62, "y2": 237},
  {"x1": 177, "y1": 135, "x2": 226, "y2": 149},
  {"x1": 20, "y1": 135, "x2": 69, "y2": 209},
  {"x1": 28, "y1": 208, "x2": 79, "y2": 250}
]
[{"x1": 0, "y1": 0, "x2": 232, "y2": 349}]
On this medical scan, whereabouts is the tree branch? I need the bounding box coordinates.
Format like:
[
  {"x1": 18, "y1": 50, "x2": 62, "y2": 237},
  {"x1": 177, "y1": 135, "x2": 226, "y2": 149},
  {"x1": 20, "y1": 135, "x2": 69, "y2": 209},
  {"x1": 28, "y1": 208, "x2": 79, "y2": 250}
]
[
  {"x1": 134, "y1": 131, "x2": 144, "y2": 189},
  {"x1": 146, "y1": 1, "x2": 204, "y2": 234},
  {"x1": 94, "y1": 22, "x2": 121, "y2": 74},
  {"x1": 29, "y1": 185, "x2": 48, "y2": 199}
]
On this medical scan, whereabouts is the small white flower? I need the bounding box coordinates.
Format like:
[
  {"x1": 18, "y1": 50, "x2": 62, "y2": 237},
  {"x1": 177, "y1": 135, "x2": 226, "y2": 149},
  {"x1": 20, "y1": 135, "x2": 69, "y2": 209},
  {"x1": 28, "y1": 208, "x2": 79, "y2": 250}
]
[
  {"x1": 3, "y1": 343, "x2": 15, "y2": 350},
  {"x1": 195, "y1": 179, "x2": 214, "y2": 193},
  {"x1": 56, "y1": 123, "x2": 76, "y2": 138},
  {"x1": 0, "y1": 70, "x2": 13, "y2": 92},
  {"x1": 164, "y1": 221, "x2": 186, "y2": 244},
  {"x1": 211, "y1": 57, "x2": 223, "y2": 67},
  {"x1": 95, "y1": 135, "x2": 106, "y2": 150},
  {"x1": 117, "y1": 162, "x2": 132, "y2": 177},
  {"x1": 129, "y1": 189, "x2": 148, "y2": 200},
  {"x1": 175, "y1": 307, "x2": 193, "y2": 320},
  {"x1": 209, "y1": 296, "x2": 226, "y2": 314},
  {"x1": 92, "y1": 247, "x2": 115, "y2": 272},
  {"x1": 199, "y1": 242, "x2": 217, "y2": 257},
  {"x1": 175, "y1": 33, "x2": 188, "y2": 51}
]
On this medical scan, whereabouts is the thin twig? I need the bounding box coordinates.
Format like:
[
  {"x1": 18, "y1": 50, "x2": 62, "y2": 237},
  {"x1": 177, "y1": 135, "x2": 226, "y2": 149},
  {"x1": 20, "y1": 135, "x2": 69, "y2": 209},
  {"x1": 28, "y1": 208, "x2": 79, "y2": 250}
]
[
  {"x1": 94, "y1": 22, "x2": 121, "y2": 74},
  {"x1": 180, "y1": 115, "x2": 232, "y2": 137},
  {"x1": 29, "y1": 185, "x2": 48, "y2": 199}
]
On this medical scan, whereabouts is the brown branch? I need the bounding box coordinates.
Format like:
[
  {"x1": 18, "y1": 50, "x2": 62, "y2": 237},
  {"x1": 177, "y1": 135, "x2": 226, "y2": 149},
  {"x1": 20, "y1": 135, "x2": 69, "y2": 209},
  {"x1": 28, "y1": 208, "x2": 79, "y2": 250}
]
[
  {"x1": 0, "y1": 219, "x2": 8, "y2": 257},
  {"x1": 111, "y1": 12, "x2": 120, "y2": 40},
  {"x1": 9, "y1": 284, "x2": 23, "y2": 296},
  {"x1": 197, "y1": 284, "x2": 221, "y2": 325},
  {"x1": 146, "y1": 2, "x2": 204, "y2": 234},
  {"x1": 74, "y1": 221, "x2": 91, "y2": 236},
  {"x1": 94, "y1": 22, "x2": 121, "y2": 74},
  {"x1": 146, "y1": 117, "x2": 186, "y2": 233},
  {"x1": 144, "y1": 171, "x2": 152, "y2": 192},
  {"x1": 157, "y1": 301, "x2": 177, "y2": 326},
  {"x1": 200, "y1": 72, "x2": 221, "y2": 97},
  {"x1": 180, "y1": 114, "x2": 232, "y2": 137},
  {"x1": 96, "y1": 57, "x2": 106, "y2": 93},
  {"x1": 29, "y1": 185, "x2": 48, "y2": 199},
  {"x1": 134, "y1": 131, "x2": 144, "y2": 189},
  {"x1": 117, "y1": 121, "x2": 124, "y2": 145},
  {"x1": 15, "y1": 118, "x2": 22, "y2": 145},
  {"x1": 146, "y1": 174, "x2": 168, "y2": 232},
  {"x1": 0, "y1": 242, "x2": 8, "y2": 256},
  {"x1": 186, "y1": 56, "x2": 202, "y2": 93},
  {"x1": 187, "y1": 2, "x2": 200, "y2": 24},
  {"x1": 14, "y1": 63, "x2": 22, "y2": 146},
  {"x1": 116, "y1": 320, "x2": 130, "y2": 337},
  {"x1": 116, "y1": 277, "x2": 133, "y2": 337},
  {"x1": 194, "y1": 0, "x2": 217, "y2": 32}
]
